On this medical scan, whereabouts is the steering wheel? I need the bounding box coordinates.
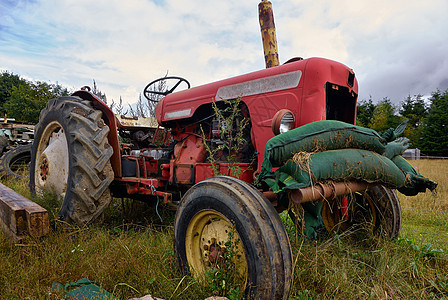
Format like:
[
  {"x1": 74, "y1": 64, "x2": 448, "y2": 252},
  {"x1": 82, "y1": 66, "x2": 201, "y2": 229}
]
[{"x1": 143, "y1": 76, "x2": 190, "y2": 102}]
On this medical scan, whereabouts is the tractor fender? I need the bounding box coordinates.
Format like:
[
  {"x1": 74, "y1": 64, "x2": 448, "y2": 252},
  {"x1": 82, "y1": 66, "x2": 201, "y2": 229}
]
[{"x1": 72, "y1": 90, "x2": 122, "y2": 177}]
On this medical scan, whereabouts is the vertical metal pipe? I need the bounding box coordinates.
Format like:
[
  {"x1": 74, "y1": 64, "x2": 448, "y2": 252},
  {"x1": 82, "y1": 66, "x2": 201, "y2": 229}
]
[{"x1": 258, "y1": 0, "x2": 279, "y2": 68}]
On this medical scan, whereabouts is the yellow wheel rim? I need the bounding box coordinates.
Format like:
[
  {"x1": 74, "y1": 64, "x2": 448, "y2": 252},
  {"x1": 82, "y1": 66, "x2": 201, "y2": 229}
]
[{"x1": 185, "y1": 210, "x2": 248, "y2": 282}]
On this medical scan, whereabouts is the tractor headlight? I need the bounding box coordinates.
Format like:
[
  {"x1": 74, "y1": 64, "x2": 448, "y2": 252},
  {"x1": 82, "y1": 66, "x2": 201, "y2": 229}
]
[{"x1": 272, "y1": 109, "x2": 296, "y2": 135}]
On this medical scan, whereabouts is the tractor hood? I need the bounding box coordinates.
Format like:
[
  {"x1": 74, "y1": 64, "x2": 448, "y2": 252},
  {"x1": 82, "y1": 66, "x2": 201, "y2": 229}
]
[{"x1": 155, "y1": 57, "x2": 358, "y2": 126}]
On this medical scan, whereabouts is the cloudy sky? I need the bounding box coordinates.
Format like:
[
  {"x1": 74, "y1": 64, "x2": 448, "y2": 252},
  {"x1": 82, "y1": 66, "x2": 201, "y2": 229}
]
[{"x1": 1, "y1": 0, "x2": 447, "y2": 107}]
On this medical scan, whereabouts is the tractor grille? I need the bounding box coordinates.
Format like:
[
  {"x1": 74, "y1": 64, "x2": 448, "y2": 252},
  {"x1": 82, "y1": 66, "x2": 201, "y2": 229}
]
[{"x1": 325, "y1": 83, "x2": 357, "y2": 124}]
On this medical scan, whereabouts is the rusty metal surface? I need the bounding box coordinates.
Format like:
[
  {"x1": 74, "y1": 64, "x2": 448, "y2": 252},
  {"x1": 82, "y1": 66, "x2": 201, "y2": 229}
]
[
  {"x1": 259, "y1": 0, "x2": 279, "y2": 68},
  {"x1": 0, "y1": 182, "x2": 49, "y2": 240},
  {"x1": 290, "y1": 181, "x2": 373, "y2": 204},
  {"x1": 116, "y1": 115, "x2": 159, "y2": 129}
]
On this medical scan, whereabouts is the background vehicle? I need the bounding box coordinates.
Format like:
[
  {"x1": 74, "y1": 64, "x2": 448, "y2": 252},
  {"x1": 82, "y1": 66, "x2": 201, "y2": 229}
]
[{"x1": 0, "y1": 119, "x2": 34, "y2": 178}]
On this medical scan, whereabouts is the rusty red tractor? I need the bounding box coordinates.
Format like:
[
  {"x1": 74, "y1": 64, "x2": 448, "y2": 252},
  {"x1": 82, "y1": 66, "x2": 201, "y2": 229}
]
[
  {"x1": 30, "y1": 56, "x2": 398, "y2": 298},
  {"x1": 28, "y1": 2, "x2": 424, "y2": 298}
]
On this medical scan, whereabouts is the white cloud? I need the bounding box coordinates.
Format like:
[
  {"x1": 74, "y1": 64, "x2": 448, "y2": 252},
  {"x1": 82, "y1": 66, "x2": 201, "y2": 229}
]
[{"x1": 0, "y1": 0, "x2": 447, "y2": 107}]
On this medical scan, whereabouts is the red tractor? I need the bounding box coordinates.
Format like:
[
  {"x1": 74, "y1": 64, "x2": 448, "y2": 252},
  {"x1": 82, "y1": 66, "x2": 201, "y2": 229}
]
[
  {"x1": 29, "y1": 56, "x2": 397, "y2": 297},
  {"x1": 27, "y1": 3, "x2": 435, "y2": 299}
]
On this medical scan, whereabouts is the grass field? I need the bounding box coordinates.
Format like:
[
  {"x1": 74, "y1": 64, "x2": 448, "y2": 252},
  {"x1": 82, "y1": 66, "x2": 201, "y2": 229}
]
[{"x1": 1, "y1": 160, "x2": 447, "y2": 299}]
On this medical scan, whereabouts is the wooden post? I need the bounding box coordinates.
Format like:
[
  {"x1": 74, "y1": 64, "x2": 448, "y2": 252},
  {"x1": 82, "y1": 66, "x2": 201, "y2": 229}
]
[{"x1": 0, "y1": 183, "x2": 49, "y2": 241}]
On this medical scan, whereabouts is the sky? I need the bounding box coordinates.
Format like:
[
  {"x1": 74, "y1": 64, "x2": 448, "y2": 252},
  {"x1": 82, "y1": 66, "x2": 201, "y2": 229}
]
[{"x1": 1, "y1": 0, "x2": 447, "y2": 107}]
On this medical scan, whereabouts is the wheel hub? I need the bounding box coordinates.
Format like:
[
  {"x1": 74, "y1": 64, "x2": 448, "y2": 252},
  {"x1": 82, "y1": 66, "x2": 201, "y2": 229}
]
[
  {"x1": 200, "y1": 225, "x2": 229, "y2": 266},
  {"x1": 35, "y1": 121, "x2": 69, "y2": 198},
  {"x1": 39, "y1": 155, "x2": 49, "y2": 181},
  {"x1": 186, "y1": 210, "x2": 248, "y2": 278},
  {"x1": 206, "y1": 238, "x2": 224, "y2": 264}
]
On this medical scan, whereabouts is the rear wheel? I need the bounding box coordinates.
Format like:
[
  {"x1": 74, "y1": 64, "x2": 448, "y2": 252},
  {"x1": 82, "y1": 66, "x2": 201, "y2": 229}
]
[
  {"x1": 30, "y1": 96, "x2": 114, "y2": 225},
  {"x1": 321, "y1": 185, "x2": 401, "y2": 239},
  {"x1": 174, "y1": 176, "x2": 292, "y2": 299}
]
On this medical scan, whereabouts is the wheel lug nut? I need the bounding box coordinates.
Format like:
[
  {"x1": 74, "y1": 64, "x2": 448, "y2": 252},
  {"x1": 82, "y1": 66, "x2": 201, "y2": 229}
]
[{"x1": 203, "y1": 245, "x2": 209, "y2": 250}]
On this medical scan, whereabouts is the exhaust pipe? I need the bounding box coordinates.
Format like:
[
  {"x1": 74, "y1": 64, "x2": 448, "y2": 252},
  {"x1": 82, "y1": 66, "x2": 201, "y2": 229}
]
[
  {"x1": 289, "y1": 181, "x2": 373, "y2": 204},
  {"x1": 258, "y1": 0, "x2": 279, "y2": 68}
]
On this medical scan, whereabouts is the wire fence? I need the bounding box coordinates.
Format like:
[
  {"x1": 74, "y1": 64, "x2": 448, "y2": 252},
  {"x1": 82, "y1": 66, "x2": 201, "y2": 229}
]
[
  {"x1": 420, "y1": 155, "x2": 448, "y2": 159},
  {"x1": 404, "y1": 155, "x2": 448, "y2": 160}
]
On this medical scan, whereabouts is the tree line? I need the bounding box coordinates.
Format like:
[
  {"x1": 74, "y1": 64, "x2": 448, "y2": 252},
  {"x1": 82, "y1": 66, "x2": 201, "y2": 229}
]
[
  {"x1": 356, "y1": 92, "x2": 448, "y2": 155},
  {"x1": 0, "y1": 71, "x2": 70, "y2": 123},
  {"x1": 1, "y1": 70, "x2": 447, "y2": 155}
]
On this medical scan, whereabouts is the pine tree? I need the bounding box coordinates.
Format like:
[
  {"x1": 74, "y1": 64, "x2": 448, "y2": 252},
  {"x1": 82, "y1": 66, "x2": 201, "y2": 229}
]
[
  {"x1": 419, "y1": 90, "x2": 448, "y2": 155},
  {"x1": 399, "y1": 94, "x2": 428, "y2": 147},
  {"x1": 356, "y1": 98, "x2": 376, "y2": 127}
]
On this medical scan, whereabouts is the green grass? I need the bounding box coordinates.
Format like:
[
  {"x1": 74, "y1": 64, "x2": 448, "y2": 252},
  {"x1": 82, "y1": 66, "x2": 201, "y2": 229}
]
[{"x1": 1, "y1": 160, "x2": 448, "y2": 299}]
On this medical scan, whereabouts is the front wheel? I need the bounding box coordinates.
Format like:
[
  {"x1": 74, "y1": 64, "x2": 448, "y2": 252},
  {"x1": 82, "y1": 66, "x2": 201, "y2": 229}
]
[
  {"x1": 174, "y1": 176, "x2": 292, "y2": 299},
  {"x1": 30, "y1": 96, "x2": 114, "y2": 225},
  {"x1": 321, "y1": 185, "x2": 402, "y2": 239}
]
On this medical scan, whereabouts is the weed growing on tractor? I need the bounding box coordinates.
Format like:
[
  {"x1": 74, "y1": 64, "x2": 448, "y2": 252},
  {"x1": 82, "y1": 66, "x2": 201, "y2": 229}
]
[
  {"x1": 203, "y1": 227, "x2": 243, "y2": 299},
  {"x1": 201, "y1": 97, "x2": 255, "y2": 178}
]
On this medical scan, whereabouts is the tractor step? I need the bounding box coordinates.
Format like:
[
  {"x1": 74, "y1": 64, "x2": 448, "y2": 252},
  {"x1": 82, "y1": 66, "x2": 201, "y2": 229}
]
[{"x1": 0, "y1": 183, "x2": 49, "y2": 241}]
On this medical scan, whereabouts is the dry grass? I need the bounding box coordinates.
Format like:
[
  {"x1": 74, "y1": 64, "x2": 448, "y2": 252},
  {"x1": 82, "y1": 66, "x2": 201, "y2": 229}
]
[
  {"x1": 285, "y1": 159, "x2": 448, "y2": 299},
  {"x1": 1, "y1": 159, "x2": 448, "y2": 299},
  {"x1": 398, "y1": 159, "x2": 448, "y2": 211},
  {"x1": 0, "y1": 175, "x2": 210, "y2": 299},
  {"x1": 397, "y1": 159, "x2": 448, "y2": 251}
]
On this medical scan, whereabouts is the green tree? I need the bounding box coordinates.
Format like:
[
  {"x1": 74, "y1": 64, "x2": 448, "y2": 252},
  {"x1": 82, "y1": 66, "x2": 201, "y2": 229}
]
[
  {"x1": 369, "y1": 98, "x2": 403, "y2": 133},
  {"x1": 419, "y1": 90, "x2": 448, "y2": 155},
  {"x1": 399, "y1": 94, "x2": 427, "y2": 147},
  {"x1": 0, "y1": 71, "x2": 28, "y2": 115},
  {"x1": 356, "y1": 98, "x2": 376, "y2": 127},
  {"x1": 4, "y1": 81, "x2": 69, "y2": 124}
]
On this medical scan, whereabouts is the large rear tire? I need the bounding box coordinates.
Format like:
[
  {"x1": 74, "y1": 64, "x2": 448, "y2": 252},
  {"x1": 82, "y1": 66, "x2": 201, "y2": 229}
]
[
  {"x1": 30, "y1": 96, "x2": 114, "y2": 225},
  {"x1": 321, "y1": 185, "x2": 402, "y2": 239},
  {"x1": 174, "y1": 176, "x2": 293, "y2": 299}
]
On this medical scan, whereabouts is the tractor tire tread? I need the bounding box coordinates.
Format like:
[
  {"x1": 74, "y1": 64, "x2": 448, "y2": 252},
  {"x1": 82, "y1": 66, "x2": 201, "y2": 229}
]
[
  {"x1": 30, "y1": 96, "x2": 113, "y2": 226},
  {"x1": 174, "y1": 176, "x2": 292, "y2": 300}
]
